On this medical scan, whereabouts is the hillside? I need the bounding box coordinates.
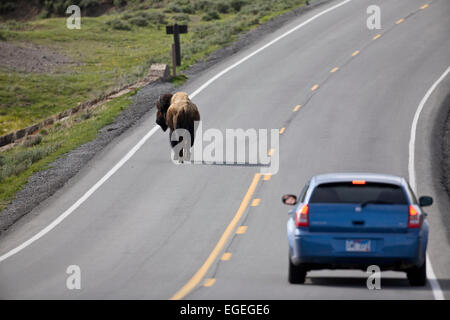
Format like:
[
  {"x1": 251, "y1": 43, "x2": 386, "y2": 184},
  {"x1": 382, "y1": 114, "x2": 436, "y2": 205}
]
[
  {"x1": 0, "y1": 0, "x2": 116, "y2": 20},
  {"x1": 0, "y1": 0, "x2": 308, "y2": 135}
]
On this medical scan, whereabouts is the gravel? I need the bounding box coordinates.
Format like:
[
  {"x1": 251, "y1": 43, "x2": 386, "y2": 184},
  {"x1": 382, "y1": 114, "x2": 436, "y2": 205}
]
[
  {"x1": 0, "y1": 41, "x2": 75, "y2": 73},
  {"x1": 440, "y1": 93, "x2": 450, "y2": 238}
]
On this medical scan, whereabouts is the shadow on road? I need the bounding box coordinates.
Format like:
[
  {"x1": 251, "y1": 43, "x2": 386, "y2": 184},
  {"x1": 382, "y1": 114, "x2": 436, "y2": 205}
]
[{"x1": 304, "y1": 276, "x2": 450, "y2": 292}]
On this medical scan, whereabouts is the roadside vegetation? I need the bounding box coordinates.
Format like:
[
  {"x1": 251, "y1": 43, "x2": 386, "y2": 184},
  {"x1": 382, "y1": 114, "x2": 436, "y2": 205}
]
[
  {"x1": 0, "y1": 0, "x2": 308, "y2": 211},
  {"x1": 0, "y1": 0, "x2": 308, "y2": 134},
  {"x1": 0, "y1": 90, "x2": 135, "y2": 212}
]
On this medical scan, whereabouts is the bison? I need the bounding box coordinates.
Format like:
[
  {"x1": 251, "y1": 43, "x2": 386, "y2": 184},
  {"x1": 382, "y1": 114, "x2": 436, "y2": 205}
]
[{"x1": 156, "y1": 92, "x2": 200, "y2": 162}]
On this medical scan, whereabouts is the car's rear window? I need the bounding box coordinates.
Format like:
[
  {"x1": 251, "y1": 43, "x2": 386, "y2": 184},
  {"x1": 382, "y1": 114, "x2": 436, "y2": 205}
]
[{"x1": 309, "y1": 182, "x2": 408, "y2": 205}]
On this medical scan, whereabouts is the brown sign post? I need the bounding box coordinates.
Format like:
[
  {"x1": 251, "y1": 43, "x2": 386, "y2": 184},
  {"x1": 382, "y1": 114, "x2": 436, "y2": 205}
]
[{"x1": 166, "y1": 24, "x2": 188, "y2": 76}]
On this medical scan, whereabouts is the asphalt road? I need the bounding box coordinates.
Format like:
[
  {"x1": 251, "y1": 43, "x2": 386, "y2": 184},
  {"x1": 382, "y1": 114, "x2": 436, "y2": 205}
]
[{"x1": 1, "y1": 0, "x2": 449, "y2": 299}]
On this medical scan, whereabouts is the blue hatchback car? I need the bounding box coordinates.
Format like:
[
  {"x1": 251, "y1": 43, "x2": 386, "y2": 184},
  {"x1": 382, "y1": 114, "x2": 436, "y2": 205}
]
[{"x1": 282, "y1": 173, "x2": 433, "y2": 286}]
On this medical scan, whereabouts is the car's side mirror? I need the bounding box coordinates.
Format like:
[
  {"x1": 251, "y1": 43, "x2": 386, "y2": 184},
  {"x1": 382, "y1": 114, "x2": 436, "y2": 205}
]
[
  {"x1": 419, "y1": 196, "x2": 433, "y2": 207},
  {"x1": 282, "y1": 194, "x2": 297, "y2": 206}
]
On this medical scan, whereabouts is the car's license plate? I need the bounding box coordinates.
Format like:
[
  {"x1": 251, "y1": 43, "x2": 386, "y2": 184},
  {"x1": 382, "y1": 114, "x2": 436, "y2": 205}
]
[{"x1": 346, "y1": 239, "x2": 371, "y2": 252}]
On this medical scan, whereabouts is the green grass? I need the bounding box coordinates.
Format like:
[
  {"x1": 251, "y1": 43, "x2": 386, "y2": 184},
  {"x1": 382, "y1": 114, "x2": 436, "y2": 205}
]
[
  {"x1": 0, "y1": 0, "x2": 308, "y2": 135},
  {"x1": 0, "y1": 90, "x2": 135, "y2": 212},
  {"x1": 0, "y1": 15, "x2": 171, "y2": 134},
  {"x1": 170, "y1": 74, "x2": 188, "y2": 86}
]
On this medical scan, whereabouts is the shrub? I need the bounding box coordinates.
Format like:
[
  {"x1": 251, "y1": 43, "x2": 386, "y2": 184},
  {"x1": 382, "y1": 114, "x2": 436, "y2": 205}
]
[
  {"x1": 23, "y1": 135, "x2": 42, "y2": 147},
  {"x1": 171, "y1": 13, "x2": 190, "y2": 24},
  {"x1": 193, "y1": 0, "x2": 212, "y2": 11},
  {"x1": 130, "y1": 11, "x2": 167, "y2": 26},
  {"x1": 13, "y1": 159, "x2": 32, "y2": 176},
  {"x1": 0, "y1": 0, "x2": 16, "y2": 14},
  {"x1": 164, "y1": 4, "x2": 181, "y2": 13},
  {"x1": 150, "y1": 0, "x2": 164, "y2": 9},
  {"x1": 38, "y1": 0, "x2": 134, "y2": 17},
  {"x1": 249, "y1": 17, "x2": 260, "y2": 26},
  {"x1": 230, "y1": 0, "x2": 247, "y2": 12},
  {"x1": 51, "y1": 1, "x2": 68, "y2": 15},
  {"x1": 113, "y1": 0, "x2": 128, "y2": 7},
  {"x1": 147, "y1": 12, "x2": 167, "y2": 25},
  {"x1": 106, "y1": 19, "x2": 132, "y2": 30},
  {"x1": 0, "y1": 142, "x2": 61, "y2": 182},
  {"x1": 0, "y1": 165, "x2": 13, "y2": 182},
  {"x1": 81, "y1": 111, "x2": 93, "y2": 120},
  {"x1": 129, "y1": 17, "x2": 148, "y2": 27},
  {"x1": 240, "y1": 2, "x2": 271, "y2": 17},
  {"x1": 122, "y1": 12, "x2": 133, "y2": 20},
  {"x1": 180, "y1": 4, "x2": 194, "y2": 14},
  {"x1": 216, "y1": 2, "x2": 230, "y2": 14},
  {"x1": 80, "y1": 0, "x2": 99, "y2": 8},
  {"x1": 202, "y1": 10, "x2": 220, "y2": 21},
  {"x1": 36, "y1": 8, "x2": 50, "y2": 18}
]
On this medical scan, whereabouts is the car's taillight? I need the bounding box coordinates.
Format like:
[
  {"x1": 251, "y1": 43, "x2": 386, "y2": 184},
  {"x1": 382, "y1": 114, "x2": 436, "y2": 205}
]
[
  {"x1": 408, "y1": 205, "x2": 421, "y2": 228},
  {"x1": 296, "y1": 204, "x2": 309, "y2": 227}
]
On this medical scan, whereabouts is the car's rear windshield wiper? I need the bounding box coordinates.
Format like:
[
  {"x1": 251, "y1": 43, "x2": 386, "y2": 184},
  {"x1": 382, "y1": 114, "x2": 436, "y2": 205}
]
[{"x1": 360, "y1": 200, "x2": 394, "y2": 208}]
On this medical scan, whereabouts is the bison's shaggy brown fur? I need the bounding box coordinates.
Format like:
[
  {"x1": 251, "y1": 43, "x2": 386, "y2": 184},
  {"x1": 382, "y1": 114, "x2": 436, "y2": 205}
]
[{"x1": 156, "y1": 92, "x2": 200, "y2": 158}]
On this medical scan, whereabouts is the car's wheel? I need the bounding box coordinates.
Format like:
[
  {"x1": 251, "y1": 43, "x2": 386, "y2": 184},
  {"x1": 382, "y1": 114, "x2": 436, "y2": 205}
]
[
  {"x1": 407, "y1": 261, "x2": 427, "y2": 286},
  {"x1": 288, "y1": 257, "x2": 307, "y2": 284}
]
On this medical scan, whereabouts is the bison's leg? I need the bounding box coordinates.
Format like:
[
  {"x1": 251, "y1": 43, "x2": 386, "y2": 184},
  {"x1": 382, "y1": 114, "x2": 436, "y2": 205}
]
[{"x1": 169, "y1": 129, "x2": 185, "y2": 162}]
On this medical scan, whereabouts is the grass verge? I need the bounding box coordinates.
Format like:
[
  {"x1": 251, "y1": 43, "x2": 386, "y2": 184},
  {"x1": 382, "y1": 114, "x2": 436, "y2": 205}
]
[{"x1": 0, "y1": 90, "x2": 136, "y2": 212}]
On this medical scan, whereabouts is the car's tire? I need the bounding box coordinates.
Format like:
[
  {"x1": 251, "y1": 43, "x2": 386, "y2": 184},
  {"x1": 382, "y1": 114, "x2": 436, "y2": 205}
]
[
  {"x1": 288, "y1": 257, "x2": 307, "y2": 284},
  {"x1": 407, "y1": 261, "x2": 427, "y2": 286}
]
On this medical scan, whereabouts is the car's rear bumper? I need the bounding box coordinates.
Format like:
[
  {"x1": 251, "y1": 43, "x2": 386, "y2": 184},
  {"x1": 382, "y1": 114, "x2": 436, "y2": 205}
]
[{"x1": 290, "y1": 231, "x2": 425, "y2": 270}]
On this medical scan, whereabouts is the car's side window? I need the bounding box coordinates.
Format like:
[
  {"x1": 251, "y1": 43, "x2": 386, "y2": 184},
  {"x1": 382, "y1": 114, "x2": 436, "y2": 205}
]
[
  {"x1": 406, "y1": 183, "x2": 418, "y2": 204},
  {"x1": 299, "y1": 183, "x2": 309, "y2": 202}
]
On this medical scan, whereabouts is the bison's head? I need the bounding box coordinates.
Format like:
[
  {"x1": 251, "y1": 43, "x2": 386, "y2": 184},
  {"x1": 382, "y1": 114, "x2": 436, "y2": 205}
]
[{"x1": 156, "y1": 93, "x2": 173, "y2": 131}]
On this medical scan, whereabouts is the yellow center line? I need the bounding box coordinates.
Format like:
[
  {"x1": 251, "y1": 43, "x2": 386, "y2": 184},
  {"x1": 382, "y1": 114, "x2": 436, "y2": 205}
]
[
  {"x1": 279, "y1": 127, "x2": 285, "y2": 135},
  {"x1": 203, "y1": 278, "x2": 216, "y2": 287},
  {"x1": 170, "y1": 174, "x2": 261, "y2": 300},
  {"x1": 373, "y1": 34, "x2": 381, "y2": 40},
  {"x1": 221, "y1": 252, "x2": 232, "y2": 261},
  {"x1": 330, "y1": 67, "x2": 339, "y2": 73},
  {"x1": 263, "y1": 174, "x2": 272, "y2": 181},
  {"x1": 396, "y1": 18, "x2": 405, "y2": 24},
  {"x1": 236, "y1": 226, "x2": 248, "y2": 234},
  {"x1": 251, "y1": 198, "x2": 261, "y2": 207},
  {"x1": 311, "y1": 84, "x2": 319, "y2": 91},
  {"x1": 352, "y1": 50, "x2": 360, "y2": 57},
  {"x1": 420, "y1": 4, "x2": 429, "y2": 9},
  {"x1": 293, "y1": 105, "x2": 301, "y2": 112}
]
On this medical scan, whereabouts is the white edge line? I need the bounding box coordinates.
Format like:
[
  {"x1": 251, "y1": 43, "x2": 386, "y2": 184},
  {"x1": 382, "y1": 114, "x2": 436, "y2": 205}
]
[
  {"x1": 0, "y1": 125, "x2": 160, "y2": 263},
  {"x1": 0, "y1": 0, "x2": 352, "y2": 263},
  {"x1": 427, "y1": 254, "x2": 445, "y2": 300},
  {"x1": 408, "y1": 66, "x2": 450, "y2": 300},
  {"x1": 189, "y1": 0, "x2": 352, "y2": 99}
]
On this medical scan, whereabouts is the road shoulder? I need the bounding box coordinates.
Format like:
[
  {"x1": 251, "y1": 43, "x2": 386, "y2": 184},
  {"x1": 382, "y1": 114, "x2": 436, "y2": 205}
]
[{"x1": 415, "y1": 70, "x2": 450, "y2": 299}]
